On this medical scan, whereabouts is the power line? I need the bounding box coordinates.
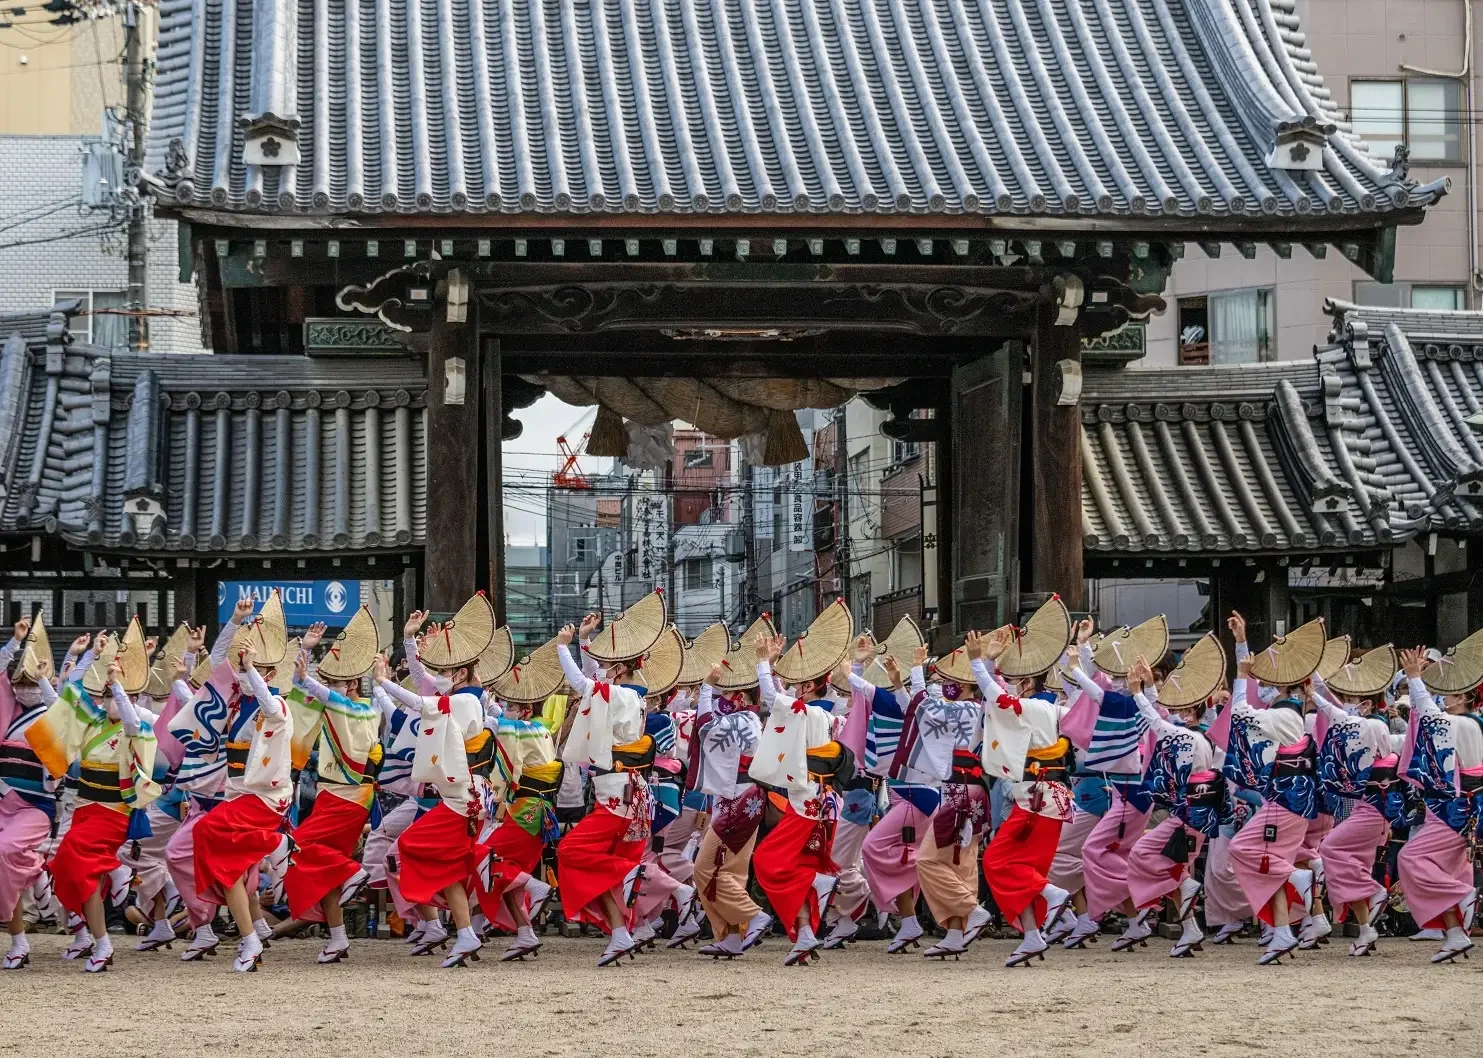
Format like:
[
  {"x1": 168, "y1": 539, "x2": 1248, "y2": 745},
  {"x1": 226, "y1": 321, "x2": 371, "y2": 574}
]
[{"x1": 0, "y1": 219, "x2": 124, "y2": 253}]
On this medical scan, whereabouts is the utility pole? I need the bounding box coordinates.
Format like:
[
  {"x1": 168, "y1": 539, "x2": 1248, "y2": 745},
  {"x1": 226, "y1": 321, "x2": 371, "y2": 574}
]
[
  {"x1": 741, "y1": 461, "x2": 758, "y2": 623},
  {"x1": 835, "y1": 404, "x2": 851, "y2": 611},
  {"x1": 123, "y1": 1, "x2": 150, "y2": 351}
]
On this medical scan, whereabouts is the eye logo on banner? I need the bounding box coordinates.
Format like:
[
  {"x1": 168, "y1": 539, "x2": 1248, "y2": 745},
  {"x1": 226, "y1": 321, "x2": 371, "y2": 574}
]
[{"x1": 323, "y1": 581, "x2": 348, "y2": 614}]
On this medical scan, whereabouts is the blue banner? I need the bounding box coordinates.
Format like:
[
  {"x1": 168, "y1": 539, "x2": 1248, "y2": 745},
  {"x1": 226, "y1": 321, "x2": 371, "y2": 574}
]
[{"x1": 217, "y1": 580, "x2": 360, "y2": 627}]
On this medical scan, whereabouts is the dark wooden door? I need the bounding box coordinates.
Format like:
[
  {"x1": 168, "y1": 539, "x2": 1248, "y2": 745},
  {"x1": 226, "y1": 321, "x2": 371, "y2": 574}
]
[{"x1": 951, "y1": 344, "x2": 1021, "y2": 633}]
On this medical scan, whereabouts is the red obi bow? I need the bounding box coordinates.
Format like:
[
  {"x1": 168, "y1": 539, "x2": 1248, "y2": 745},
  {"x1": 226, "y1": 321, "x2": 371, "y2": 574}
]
[
  {"x1": 791, "y1": 700, "x2": 807, "y2": 714},
  {"x1": 593, "y1": 682, "x2": 612, "y2": 703},
  {"x1": 996, "y1": 694, "x2": 1023, "y2": 716}
]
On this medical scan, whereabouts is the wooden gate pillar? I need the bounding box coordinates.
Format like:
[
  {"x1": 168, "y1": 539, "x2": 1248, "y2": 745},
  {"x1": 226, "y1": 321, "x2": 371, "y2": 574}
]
[
  {"x1": 1030, "y1": 300, "x2": 1084, "y2": 608},
  {"x1": 424, "y1": 304, "x2": 481, "y2": 614}
]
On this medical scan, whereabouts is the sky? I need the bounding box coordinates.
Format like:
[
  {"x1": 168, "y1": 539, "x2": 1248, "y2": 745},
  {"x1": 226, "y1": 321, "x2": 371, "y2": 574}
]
[{"x1": 502, "y1": 391, "x2": 602, "y2": 546}]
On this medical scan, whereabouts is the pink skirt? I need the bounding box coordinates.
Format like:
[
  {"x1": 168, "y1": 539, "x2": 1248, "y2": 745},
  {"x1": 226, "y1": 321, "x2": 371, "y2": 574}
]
[
  {"x1": 1126, "y1": 816, "x2": 1205, "y2": 910},
  {"x1": 0, "y1": 791, "x2": 50, "y2": 917},
  {"x1": 165, "y1": 807, "x2": 217, "y2": 928},
  {"x1": 1318, "y1": 800, "x2": 1387, "y2": 914},
  {"x1": 1047, "y1": 804, "x2": 1099, "y2": 893},
  {"x1": 656, "y1": 806, "x2": 700, "y2": 887},
  {"x1": 1301, "y1": 811, "x2": 1334, "y2": 862},
  {"x1": 1082, "y1": 790, "x2": 1150, "y2": 917},
  {"x1": 860, "y1": 795, "x2": 929, "y2": 908},
  {"x1": 114, "y1": 803, "x2": 182, "y2": 907},
  {"x1": 1226, "y1": 801, "x2": 1309, "y2": 925},
  {"x1": 630, "y1": 846, "x2": 685, "y2": 924},
  {"x1": 1202, "y1": 831, "x2": 1253, "y2": 927},
  {"x1": 829, "y1": 816, "x2": 871, "y2": 922},
  {"x1": 1398, "y1": 809, "x2": 1475, "y2": 930}
]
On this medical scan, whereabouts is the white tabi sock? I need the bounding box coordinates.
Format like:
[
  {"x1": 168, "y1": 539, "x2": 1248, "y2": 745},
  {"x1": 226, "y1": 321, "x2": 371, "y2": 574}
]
[
  {"x1": 193, "y1": 924, "x2": 217, "y2": 945},
  {"x1": 147, "y1": 917, "x2": 175, "y2": 940},
  {"x1": 516, "y1": 925, "x2": 538, "y2": 946},
  {"x1": 1269, "y1": 924, "x2": 1296, "y2": 949},
  {"x1": 609, "y1": 926, "x2": 633, "y2": 950},
  {"x1": 253, "y1": 918, "x2": 271, "y2": 940},
  {"x1": 420, "y1": 917, "x2": 445, "y2": 936},
  {"x1": 9, "y1": 933, "x2": 29, "y2": 956},
  {"x1": 456, "y1": 926, "x2": 479, "y2": 948},
  {"x1": 93, "y1": 934, "x2": 113, "y2": 960},
  {"x1": 795, "y1": 924, "x2": 817, "y2": 948},
  {"x1": 1017, "y1": 927, "x2": 1045, "y2": 952},
  {"x1": 1446, "y1": 926, "x2": 1469, "y2": 948},
  {"x1": 942, "y1": 928, "x2": 965, "y2": 948},
  {"x1": 1178, "y1": 919, "x2": 1203, "y2": 944},
  {"x1": 716, "y1": 932, "x2": 744, "y2": 954},
  {"x1": 68, "y1": 926, "x2": 93, "y2": 947},
  {"x1": 896, "y1": 914, "x2": 920, "y2": 937},
  {"x1": 328, "y1": 925, "x2": 348, "y2": 947}
]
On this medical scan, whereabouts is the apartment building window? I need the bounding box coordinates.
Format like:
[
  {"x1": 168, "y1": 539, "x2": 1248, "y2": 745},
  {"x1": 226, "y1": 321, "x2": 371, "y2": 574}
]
[
  {"x1": 683, "y1": 556, "x2": 713, "y2": 592},
  {"x1": 54, "y1": 290, "x2": 128, "y2": 348},
  {"x1": 1351, "y1": 78, "x2": 1462, "y2": 163},
  {"x1": 568, "y1": 532, "x2": 595, "y2": 563},
  {"x1": 891, "y1": 439, "x2": 920, "y2": 464},
  {"x1": 1354, "y1": 281, "x2": 1466, "y2": 310},
  {"x1": 1178, "y1": 288, "x2": 1274, "y2": 365}
]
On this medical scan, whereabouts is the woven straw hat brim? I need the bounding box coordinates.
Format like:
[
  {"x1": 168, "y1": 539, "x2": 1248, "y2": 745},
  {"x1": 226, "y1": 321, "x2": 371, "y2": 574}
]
[
  {"x1": 268, "y1": 638, "x2": 301, "y2": 690},
  {"x1": 317, "y1": 607, "x2": 379, "y2": 681},
  {"x1": 17, "y1": 614, "x2": 50, "y2": 682},
  {"x1": 115, "y1": 617, "x2": 151, "y2": 696},
  {"x1": 160, "y1": 623, "x2": 191, "y2": 665},
  {"x1": 637, "y1": 625, "x2": 686, "y2": 697},
  {"x1": 1094, "y1": 615, "x2": 1170, "y2": 677},
  {"x1": 1248, "y1": 618, "x2": 1326, "y2": 686},
  {"x1": 1423, "y1": 628, "x2": 1483, "y2": 696},
  {"x1": 1317, "y1": 636, "x2": 1353, "y2": 683},
  {"x1": 420, "y1": 593, "x2": 496, "y2": 670},
  {"x1": 715, "y1": 615, "x2": 777, "y2": 692},
  {"x1": 586, "y1": 590, "x2": 668, "y2": 664},
  {"x1": 474, "y1": 626, "x2": 516, "y2": 685},
  {"x1": 232, "y1": 591, "x2": 289, "y2": 669},
  {"x1": 1329, "y1": 644, "x2": 1399, "y2": 698},
  {"x1": 189, "y1": 652, "x2": 214, "y2": 688},
  {"x1": 677, "y1": 622, "x2": 730, "y2": 686},
  {"x1": 493, "y1": 637, "x2": 565, "y2": 705},
  {"x1": 998, "y1": 595, "x2": 1074, "y2": 678},
  {"x1": 775, "y1": 599, "x2": 854, "y2": 685},
  {"x1": 82, "y1": 634, "x2": 120, "y2": 696},
  {"x1": 145, "y1": 663, "x2": 170, "y2": 700},
  {"x1": 879, "y1": 618, "x2": 925, "y2": 667},
  {"x1": 1158, "y1": 634, "x2": 1227, "y2": 709},
  {"x1": 932, "y1": 645, "x2": 977, "y2": 686}
]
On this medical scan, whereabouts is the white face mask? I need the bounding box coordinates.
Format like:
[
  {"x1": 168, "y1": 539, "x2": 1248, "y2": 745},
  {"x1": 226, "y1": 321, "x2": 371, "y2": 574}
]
[
  {"x1": 502, "y1": 704, "x2": 526, "y2": 721},
  {"x1": 431, "y1": 674, "x2": 453, "y2": 694}
]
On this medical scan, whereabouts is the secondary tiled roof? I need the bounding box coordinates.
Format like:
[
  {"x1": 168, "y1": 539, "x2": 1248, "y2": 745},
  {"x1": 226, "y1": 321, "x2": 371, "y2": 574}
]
[
  {"x1": 0, "y1": 306, "x2": 429, "y2": 555},
  {"x1": 145, "y1": 0, "x2": 1444, "y2": 221},
  {"x1": 1319, "y1": 300, "x2": 1483, "y2": 535}
]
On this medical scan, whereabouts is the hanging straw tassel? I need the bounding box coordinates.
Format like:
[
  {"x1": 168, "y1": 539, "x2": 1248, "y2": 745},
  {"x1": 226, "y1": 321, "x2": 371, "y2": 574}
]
[
  {"x1": 587, "y1": 404, "x2": 629, "y2": 457},
  {"x1": 762, "y1": 408, "x2": 809, "y2": 466}
]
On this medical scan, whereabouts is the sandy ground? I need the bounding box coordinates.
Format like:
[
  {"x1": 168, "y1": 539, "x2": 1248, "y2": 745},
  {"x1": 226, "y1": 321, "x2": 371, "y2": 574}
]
[{"x1": 2, "y1": 932, "x2": 1481, "y2": 1057}]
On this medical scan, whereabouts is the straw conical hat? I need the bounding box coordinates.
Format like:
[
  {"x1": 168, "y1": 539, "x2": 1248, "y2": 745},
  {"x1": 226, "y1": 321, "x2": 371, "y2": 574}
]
[
  {"x1": 677, "y1": 622, "x2": 730, "y2": 686},
  {"x1": 474, "y1": 626, "x2": 516, "y2": 686},
  {"x1": 493, "y1": 636, "x2": 564, "y2": 705},
  {"x1": 1045, "y1": 653, "x2": 1069, "y2": 692},
  {"x1": 420, "y1": 593, "x2": 496, "y2": 670},
  {"x1": 113, "y1": 617, "x2": 151, "y2": 696},
  {"x1": 933, "y1": 633, "x2": 991, "y2": 686},
  {"x1": 82, "y1": 633, "x2": 120, "y2": 696},
  {"x1": 317, "y1": 607, "x2": 379, "y2": 681},
  {"x1": 862, "y1": 618, "x2": 928, "y2": 688},
  {"x1": 1248, "y1": 618, "x2": 1326, "y2": 686},
  {"x1": 1423, "y1": 628, "x2": 1483, "y2": 695},
  {"x1": 232, "y1": 590, "x2": 288, "y2": 669},
  {"x1": 267, "y1": 637, "x2": 301, "y2": 690},
  {"x1": 715, "y1": 614, "x2": 777, "y2": 693},
  {"x1": 1094, "y1": 615, "x2": 1170, "y2": 677},
  {"x1": 1317, "y1": 635, "x2": 1352, "y2": 683},
  {"x1": 637, "y1": 625, "x2": 686, "y2": 698},
  {"x1": 16, "y1": 612, "x2": 51, "y2": 683},
  {"x1": 1158, "y1": 634, "x2": 1227, "y2": 709},
  {"x1": 586, "y1": 590, "x2": 667, "y2": 665},
  {"x1": 189, "y1": 651, "x2": 214, "y2": 688},
  {"x1": 159, "y1": 623, "x2": 191, "y2": 666},
  {"x1": 775, "y1": 599, "x2": 854, "y2": 685},
  {"x1": 1329, "y1": 644, "x2": 1398, "y2": 699},
  {"x1": 145, "y1": 662, "x2": 171, "y2": 700},
  {"x1": 997, "y1": 595, "x2": 1074, "y2": 679}
]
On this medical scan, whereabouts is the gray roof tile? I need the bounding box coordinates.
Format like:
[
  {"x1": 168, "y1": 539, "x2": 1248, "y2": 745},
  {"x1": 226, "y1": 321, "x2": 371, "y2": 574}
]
[{"x1": 144, "y1": 0, "x2": 1444, "y2": 221}]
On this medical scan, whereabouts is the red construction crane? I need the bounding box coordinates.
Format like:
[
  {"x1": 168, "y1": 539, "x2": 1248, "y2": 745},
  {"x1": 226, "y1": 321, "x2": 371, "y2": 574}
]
[{"x1": 553, "y1": 432, "x2": 592, "y2": 489}]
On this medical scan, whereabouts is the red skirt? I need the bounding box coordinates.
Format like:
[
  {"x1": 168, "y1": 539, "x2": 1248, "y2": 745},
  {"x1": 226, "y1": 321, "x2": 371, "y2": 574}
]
[
  {"x1": 555, "y1": 805, "x2": 644, "y2": 931},
  {"x1": 752, "y1": 804, "x2": 836, "y2": 941},
  {"x1": 473, "y1": 820, "x2": 544, "y2": 927},
  {"x1": 49, "y1": 801, "x2": 130, "y2": 916},
  {"x1": 982, "y1": 805, "x2": 1064, "y2": 929},
  {"x1": 193, "y1": 795, "x2": 289, "y2": 897},
  {"x1": 394, "y1": 801, "x2": 476, "y2": 906},
  {"x1": 284, "y1": 791, "x2": 369, "y2": 920}
]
